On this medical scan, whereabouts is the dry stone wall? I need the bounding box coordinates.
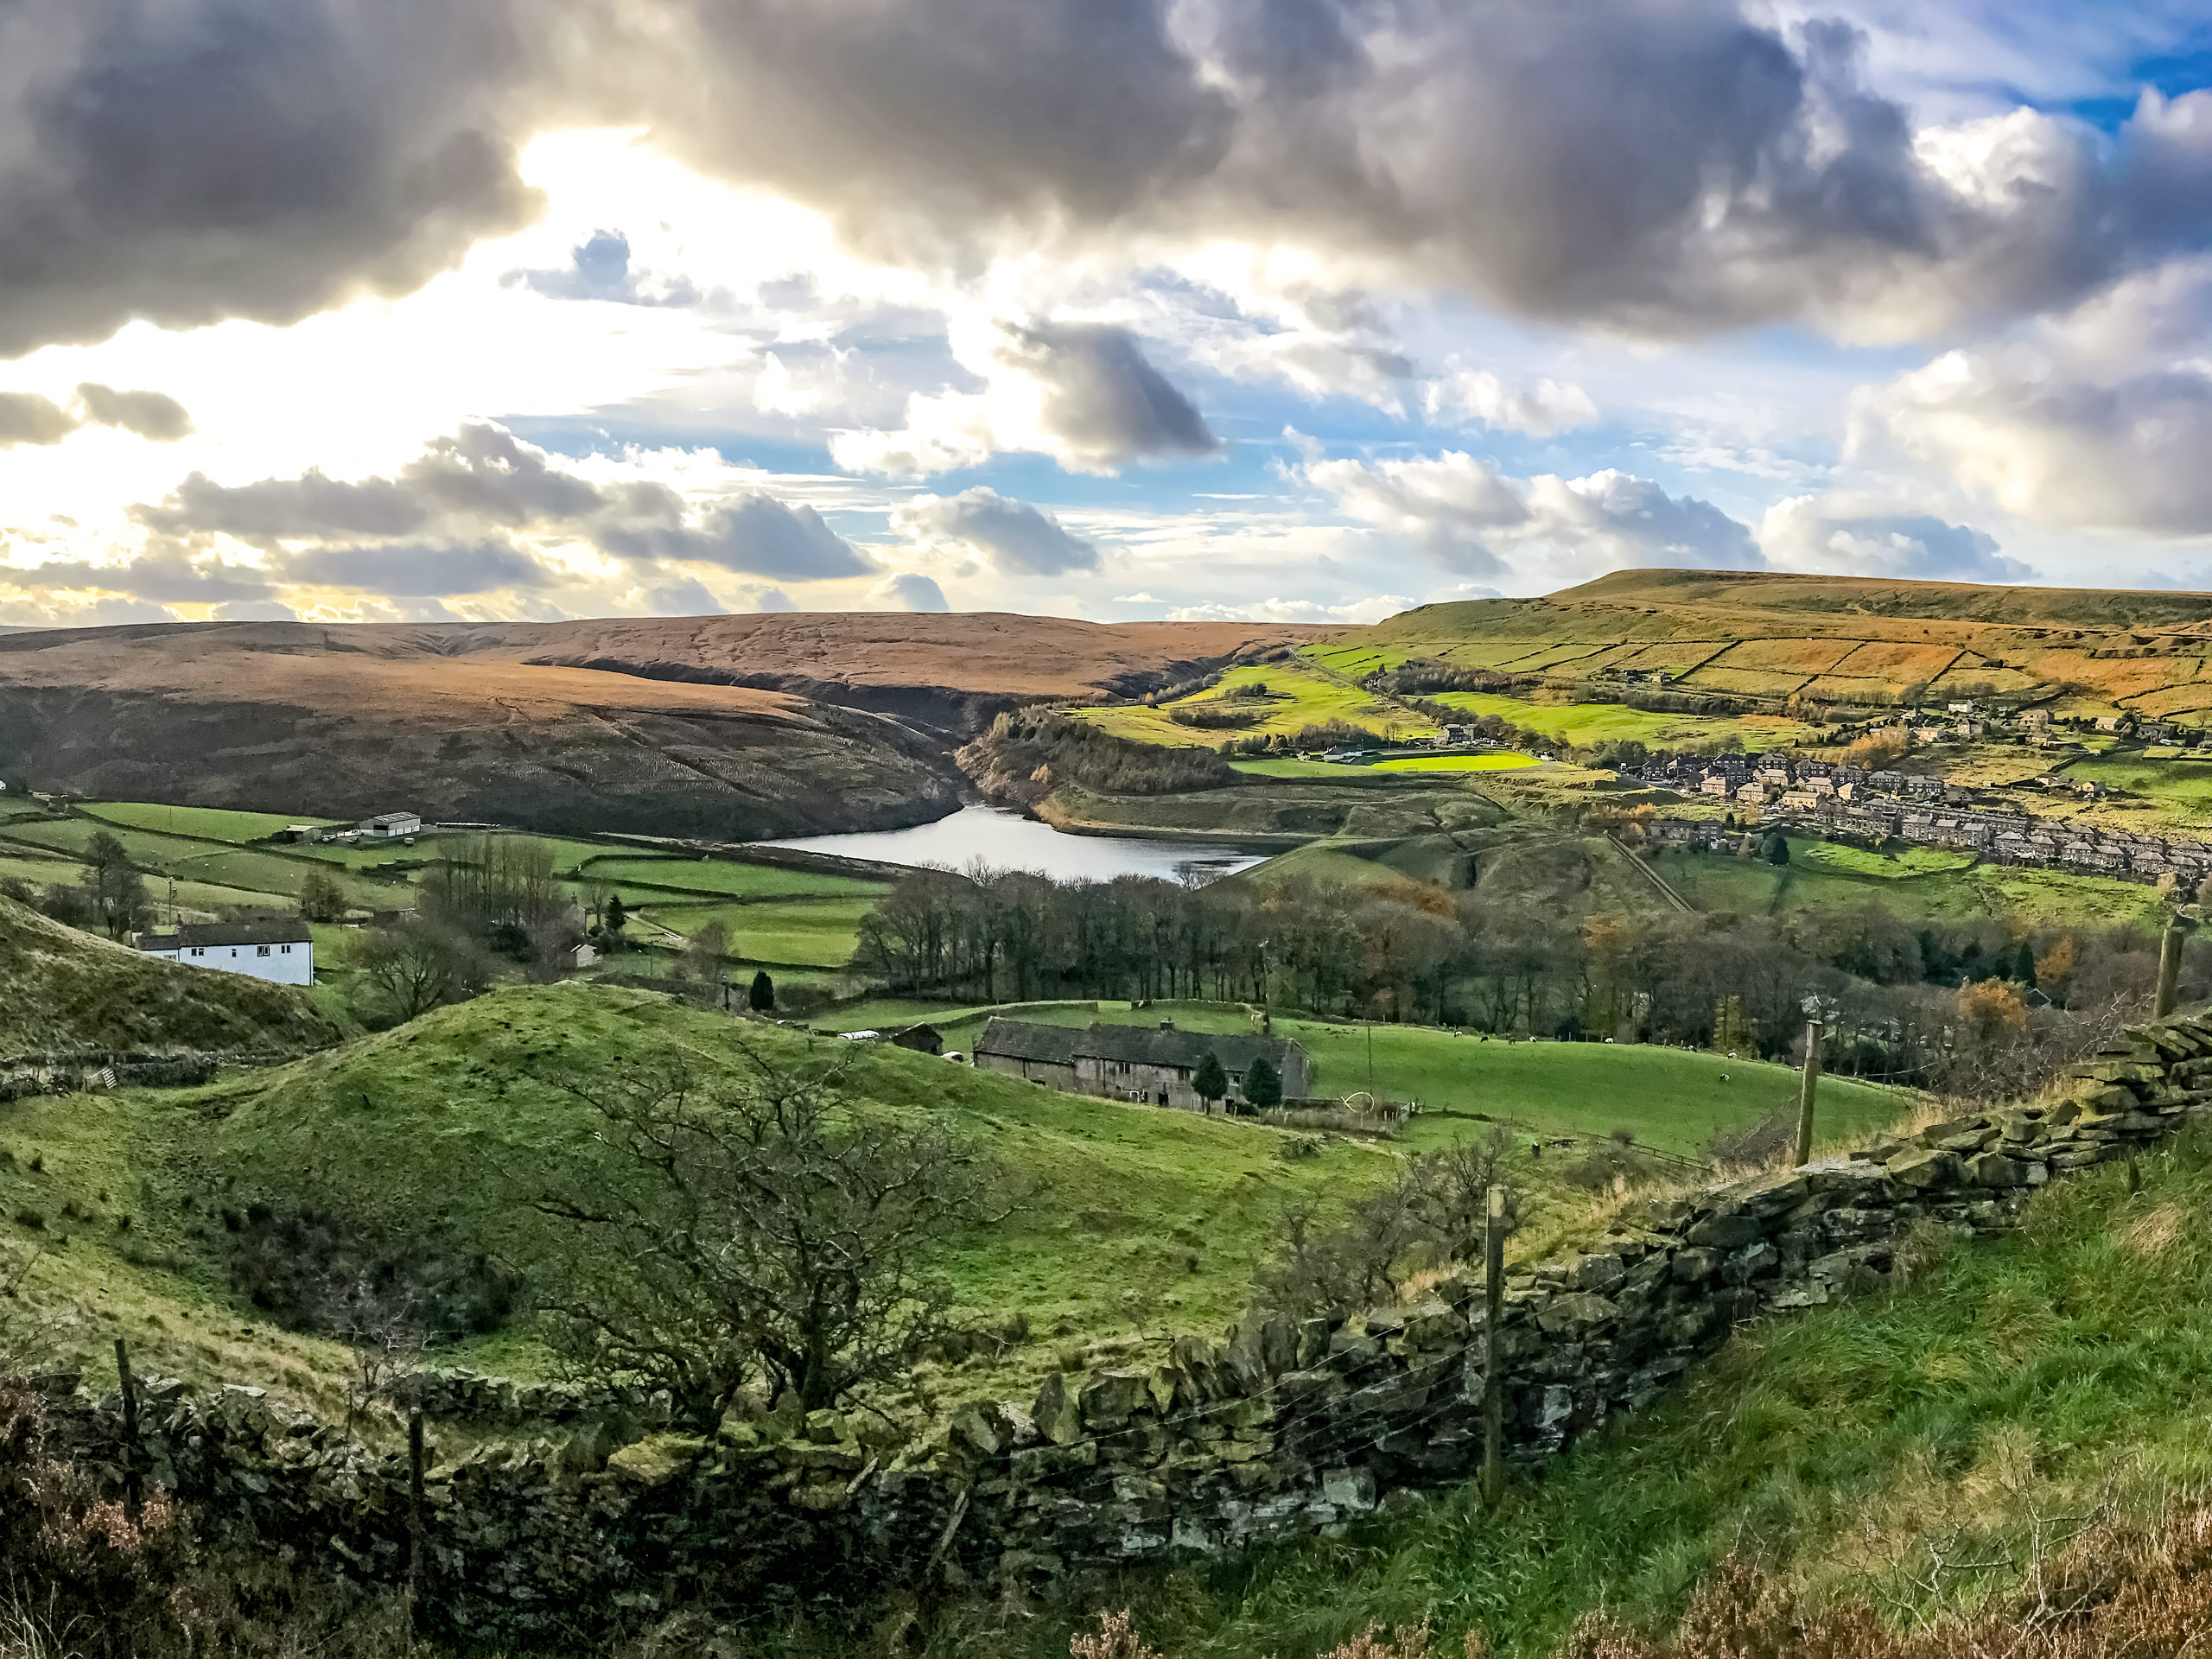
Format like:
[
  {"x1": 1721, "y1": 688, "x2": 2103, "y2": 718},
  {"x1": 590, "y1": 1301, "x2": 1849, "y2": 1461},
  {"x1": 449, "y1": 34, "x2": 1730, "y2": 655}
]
[{"x1": 41, "y1": 1015, "x2": 2212, "y2": 1639}]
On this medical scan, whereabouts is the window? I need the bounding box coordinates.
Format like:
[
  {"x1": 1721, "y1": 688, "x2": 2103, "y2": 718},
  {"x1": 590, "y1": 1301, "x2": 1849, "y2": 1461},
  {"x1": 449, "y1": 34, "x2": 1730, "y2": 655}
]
[
  {"x1": 280, "y1": 944, "x2": 292, "y2": 954},
  {"x1": 257, "y1": 944, "x2": 271, "y2": 957},
  {"x1": 189, "y1": 947, "x2": 203, "y2": 957}
]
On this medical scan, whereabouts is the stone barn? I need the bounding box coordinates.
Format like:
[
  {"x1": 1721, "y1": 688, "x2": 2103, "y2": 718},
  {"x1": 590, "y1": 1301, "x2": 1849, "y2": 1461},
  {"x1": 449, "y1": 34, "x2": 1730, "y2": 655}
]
[{"x1": 972, "y1": 1018, "x2": 1308, "y2": 1111}]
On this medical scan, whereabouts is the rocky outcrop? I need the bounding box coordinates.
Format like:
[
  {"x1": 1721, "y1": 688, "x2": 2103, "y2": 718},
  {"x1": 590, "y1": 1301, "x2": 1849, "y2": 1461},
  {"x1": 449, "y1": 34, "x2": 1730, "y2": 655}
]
[{"x1": 41, "y1": 1016, "x2": 2212, "y2": 1638}]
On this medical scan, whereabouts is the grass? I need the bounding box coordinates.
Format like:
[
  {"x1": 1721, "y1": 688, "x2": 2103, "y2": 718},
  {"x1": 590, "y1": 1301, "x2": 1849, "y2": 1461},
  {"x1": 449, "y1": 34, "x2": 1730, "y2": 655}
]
[
  {"x1": 580, "y1": 855, "x2": 887, "y2": 899},
  {"x1": 1078, "y1": 664, "x2": 1440, "y2": 750},
  {"x1": 80, "y1": 802, "x2": 339, "y2": 842},
  {"x1": 641, "y1": 896, "x2": 880, "y2": 967},
  {"x1": 1649, "y1": 842, "x2": 2171, "y2": 926},
  {"x1": 1426, "y1": 691, "x2": 1815, "y2": 749},
  {"x1": 2061, "y1": 753, "x2": 2212, "y2": 830},
  {"x1": 815, "y1": 999, "x2": 1912, "y2": 1158},
  {"x1": 0, "y1": 984, "x2": 1408, "y2": 1408},
  {"x1": 1370, "y1": 753, "x2": 1540, "y2": 773},
  {"x1": 1033, "y1": 1132, "x2": 2212, "y2": 1659}
]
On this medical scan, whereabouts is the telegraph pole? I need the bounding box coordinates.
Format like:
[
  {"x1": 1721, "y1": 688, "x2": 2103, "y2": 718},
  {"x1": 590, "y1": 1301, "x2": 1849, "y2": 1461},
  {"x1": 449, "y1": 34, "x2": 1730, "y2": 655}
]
[{"x1": 1794, "y1": 1020, "x2": 1824, "y2": 1167}]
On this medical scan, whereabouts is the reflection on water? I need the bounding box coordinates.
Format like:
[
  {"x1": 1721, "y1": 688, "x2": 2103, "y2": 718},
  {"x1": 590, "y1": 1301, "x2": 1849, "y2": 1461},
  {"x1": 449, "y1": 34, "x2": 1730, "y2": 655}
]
[{"x1": 753, "y1": 804, "x2": 1268, "y2": 885}]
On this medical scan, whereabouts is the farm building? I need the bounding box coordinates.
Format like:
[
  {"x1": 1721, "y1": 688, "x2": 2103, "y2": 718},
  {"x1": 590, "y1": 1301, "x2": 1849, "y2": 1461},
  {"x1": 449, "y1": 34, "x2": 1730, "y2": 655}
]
[
  {"x1": 972, "y1": 1018, "x2": 1310, "y2": 1111},
  {"x1": 133, "y1": 919, "x2": 314, "y2": 987},
  {"x1": 358, "y1": 811, "x2": 423, "y2": 838}
]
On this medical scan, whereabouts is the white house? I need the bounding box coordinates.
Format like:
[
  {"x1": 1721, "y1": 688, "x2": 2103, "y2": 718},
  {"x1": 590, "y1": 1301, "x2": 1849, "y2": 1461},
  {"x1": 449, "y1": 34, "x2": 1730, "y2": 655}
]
[
  {"x1": 358, "y1": 811, "x2": 423, "y2": 838},
  {"x1": 134, "y1": 920, "x2": 314, "y2": 986}
]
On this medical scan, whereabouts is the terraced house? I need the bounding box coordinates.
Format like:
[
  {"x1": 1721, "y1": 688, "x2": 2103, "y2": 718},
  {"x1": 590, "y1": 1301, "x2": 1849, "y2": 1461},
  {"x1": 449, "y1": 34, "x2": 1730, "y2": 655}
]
[{"x1": 972, "y1": 1018, "x2": 1311, "y2": 1111}]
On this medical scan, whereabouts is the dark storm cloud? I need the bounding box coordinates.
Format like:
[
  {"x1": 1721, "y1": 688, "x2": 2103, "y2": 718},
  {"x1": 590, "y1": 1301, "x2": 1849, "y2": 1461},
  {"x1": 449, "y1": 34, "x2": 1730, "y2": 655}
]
[
  {"x1": 0, "y1": 0, "x2": 545, "y2": 357},
  {"x1": 595, "y1": 494, "x2": 873, "y2": 580},
  {"x1": 0, "y1": 393, "x2": 76, "y2": 447},
  {"x1": 8, "y1": 0, "x2": 2211, "y2": 359},
  {"x1": 75, "y1": 384, "x2": 193, "y2": 440},
  {"x1": 16, "y1": 550, "x2": 274, "y2": 602},
  {"x1": 276, "y1": 539, "x2": 553, "y2": 596},
  {"x1": 1008, "y1": 323, "x2": 1219, "y2": 466}
]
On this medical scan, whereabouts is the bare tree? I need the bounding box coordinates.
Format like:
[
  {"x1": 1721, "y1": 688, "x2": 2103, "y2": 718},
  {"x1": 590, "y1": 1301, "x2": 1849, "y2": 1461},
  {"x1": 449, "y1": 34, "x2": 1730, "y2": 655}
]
[
  {"x1": 519, "y1": 1048, "x2": 1001, "y2": 1427},
  {"x1": 348, "y1": 918, "x2": 488, "y2": 1022}
]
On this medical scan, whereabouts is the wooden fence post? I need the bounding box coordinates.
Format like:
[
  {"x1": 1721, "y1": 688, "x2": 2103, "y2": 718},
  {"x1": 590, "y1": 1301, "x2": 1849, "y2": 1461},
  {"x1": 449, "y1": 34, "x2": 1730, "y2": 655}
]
[
  {"x1": 1481, "y1": 1185, "x2": 1505, "y2": 1507},
  {"x1": 407, "y1": 1408, "x2": 427, "y2": 1632},
  {"x1": 114, "y1": 1337, "x2": 143, "y2": 1523},
  {"x1": 1794, "y1": 1020, "x2": 1824, "y2": 1168},
  {"x1": 2157, "y1": 926, "x2": 2184, "y2": 1020}
]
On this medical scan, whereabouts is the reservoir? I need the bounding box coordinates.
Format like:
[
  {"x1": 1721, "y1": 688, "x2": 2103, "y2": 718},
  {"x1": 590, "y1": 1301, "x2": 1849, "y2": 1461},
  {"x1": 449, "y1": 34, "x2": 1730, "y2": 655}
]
[{"x1": 753, "y1": 805, "x2": 1269, "y2": 885}]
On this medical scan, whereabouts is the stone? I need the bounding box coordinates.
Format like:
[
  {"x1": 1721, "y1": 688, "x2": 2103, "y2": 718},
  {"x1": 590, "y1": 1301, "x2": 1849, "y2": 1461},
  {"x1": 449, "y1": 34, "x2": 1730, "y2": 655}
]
[
  {"x1": 1536, "y1": 1293, "x2": 1618, "y2": 1332},
  {"x1": 606, "y1": 1434, "x2": 704, "y2": 1488},
  {"x1": 1671, "y1": 1246, "x2": 1723, "y2": 1283},
  {"x1": 1686, "y1": 1214, "x2": 1767, "y2": 1249},
  {"x1": 1080, "y1": 1370, "x2": 1153, "y2": 1429},
  {"x1": 1033, "y1": 1371, "x2": 1083, "y2": 1446},
  {"x1": 1966, "y1": 1151, "x2": 2026, "y2": 1187},
  {"x1": 1568, "y1": 1253, "x2": 1626, "y2": 1294},
  {"x1": 1885, "y1": 1147, "x2": 1961, "y2": 1188}
]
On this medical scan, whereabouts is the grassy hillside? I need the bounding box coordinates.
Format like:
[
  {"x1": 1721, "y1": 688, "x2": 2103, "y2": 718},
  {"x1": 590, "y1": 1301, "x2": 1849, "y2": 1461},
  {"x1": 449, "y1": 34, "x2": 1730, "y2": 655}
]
[
  {"x1": 0, "y1": 893, "x2": 334, "y2": 1057},
  {"x1": 1007, "y1": 1128, "x2": 2212, "y2": 1659},
  {"x1": 0, "y1": 985, "x2": 1408, "y2": 1409},
  {"x1": 820, "y1": 997, "x2": 1912, "y2": 1157},
  {"x1": 1350, "y1": 569, "x2": 2212, "y2": 724}
]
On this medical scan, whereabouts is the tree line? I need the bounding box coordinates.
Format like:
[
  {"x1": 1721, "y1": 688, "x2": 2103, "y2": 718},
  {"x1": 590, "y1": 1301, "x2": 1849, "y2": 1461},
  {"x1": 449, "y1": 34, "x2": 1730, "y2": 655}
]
[{"x1": 855, "y1": 857, "x2": 2192, "y2": 1098}]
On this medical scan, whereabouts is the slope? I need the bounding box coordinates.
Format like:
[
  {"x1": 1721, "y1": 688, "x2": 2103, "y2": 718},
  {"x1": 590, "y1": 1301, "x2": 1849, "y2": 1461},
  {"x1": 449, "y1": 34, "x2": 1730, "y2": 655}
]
[
  {"x1": 1349, "y1": 568, "x2": 2212, "y2": 719},
  {"x1": 0, "y1": 893, "x2": 335, "y2": 1057},
  {"x1": 942, "y1": 1130, "x2": 2212, "y2": 1659},
  {"x1": 0, "y1": 614, "x2": 1314, "y2": 839}
]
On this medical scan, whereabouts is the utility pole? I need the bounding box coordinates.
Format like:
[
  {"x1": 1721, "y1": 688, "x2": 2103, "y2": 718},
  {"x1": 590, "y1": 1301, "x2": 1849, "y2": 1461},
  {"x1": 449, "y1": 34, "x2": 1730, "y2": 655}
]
[
  {"x1": 1794, "y1": 1020, "x2": 1824, "y2": 1167},
  {"x1": 408, "y1": 1408, "x2": 427, "y2": 1635},
  {"x1": 2157, "y1": 925, "x2": 2185, "y2": 1020},
  {"x1": 1481, "y1": 1185, "x2": 1506, "y2": 1506}
]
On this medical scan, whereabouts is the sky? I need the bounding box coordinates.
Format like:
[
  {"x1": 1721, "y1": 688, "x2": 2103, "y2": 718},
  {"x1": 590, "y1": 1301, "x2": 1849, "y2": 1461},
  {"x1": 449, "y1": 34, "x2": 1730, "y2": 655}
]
[{"x1": 2, "y1": 0, "x2": 2211, "y2": 630}]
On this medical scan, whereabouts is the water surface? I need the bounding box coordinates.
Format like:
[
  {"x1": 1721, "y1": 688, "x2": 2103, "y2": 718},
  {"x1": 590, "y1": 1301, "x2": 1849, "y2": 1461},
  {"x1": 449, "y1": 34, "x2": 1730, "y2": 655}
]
[{"x1": 754, "y1": 805, "x2": 1268, "y2": 885}]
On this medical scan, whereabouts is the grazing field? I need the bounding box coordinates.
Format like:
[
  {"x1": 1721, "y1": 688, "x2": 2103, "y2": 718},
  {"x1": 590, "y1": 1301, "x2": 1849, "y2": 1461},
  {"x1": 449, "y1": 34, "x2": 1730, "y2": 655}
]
[
  {"x1": 1647, "y1": 841, "x2": 2170, "y2": 926},
  {"x1": 641, "y1": 895, "x2": 882, "y2": 967},
  {"x1": 1426, "y1": 690, "x2": 1815, "y2": 748},
  {"x1": 581, "y1": 854, "x2": 886, "y2": 899},
  {"x1": 2062, "y1": 753, "x2": 2212, "y2": 830},
  {"x1": 81, "y1": 802, "x2": 339, "y2": 842},
  {"x1": 1077, "y1": 663, "x2": 1438, "y2": 748},
  {"x1": 817, "y1": 998, "x2": 1914, "y2": 1157},
  {"x1": 1371, "y1": 752, "x2": 1540, "y2": 772}
]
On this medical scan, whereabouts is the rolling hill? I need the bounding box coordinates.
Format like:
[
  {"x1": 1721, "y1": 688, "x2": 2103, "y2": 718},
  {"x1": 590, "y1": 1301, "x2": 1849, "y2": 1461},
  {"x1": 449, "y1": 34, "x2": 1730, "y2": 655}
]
[
  {"x1": 0, "y1": 893, "x2": 334, "y2": 1057},
  {"x1": 1345, "y1": 569, "x2": 2212, "y2": 718},
  {"x1": 0, "y1": 613, "x2": 1313, "y2": 838}
]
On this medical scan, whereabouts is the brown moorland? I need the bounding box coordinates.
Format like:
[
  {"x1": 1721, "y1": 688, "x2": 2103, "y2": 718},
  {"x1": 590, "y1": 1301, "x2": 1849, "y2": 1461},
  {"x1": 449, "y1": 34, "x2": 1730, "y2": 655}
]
[{"x1": 0, "y1": 613, "x2": 1315, "y2": 837}]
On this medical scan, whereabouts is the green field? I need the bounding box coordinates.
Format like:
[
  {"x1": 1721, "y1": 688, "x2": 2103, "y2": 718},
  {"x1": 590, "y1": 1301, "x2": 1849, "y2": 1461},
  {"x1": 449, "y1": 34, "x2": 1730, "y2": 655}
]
[
  {"x1": 1078, "y1": 664, "x2": 1440, "y2": 749},
  {"x1": 582, "y1": 854, "x2": 887, "y2": 899},
  {"x1": 1428, "y1": 690, "x2": 1815, "y2": 749},
  {"x1": 1650, "y1": 841, "x2": 2170, "y2": 926},
  {"x1": 2062, "y1": 753, "x2": 2212, "y2": 830},
  {"x1": 643, "y1": 895, "x2": 880, "y2": 967},
  {"x1": 1372, "y1": 753, "x2": 1540, "y2": 773},
  {"x1": 817, "y1": 998, "x2": 1913, "y2": 1157},
  {"x1": 81, "y1": 801, "x2": 340, "y2": 842}
]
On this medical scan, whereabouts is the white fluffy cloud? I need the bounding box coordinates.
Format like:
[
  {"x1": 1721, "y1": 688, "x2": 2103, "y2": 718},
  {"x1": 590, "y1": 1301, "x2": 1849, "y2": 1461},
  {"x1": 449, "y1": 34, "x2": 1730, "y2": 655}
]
[
  {"x1": 1166, "y1": 594, "x2": 1411, "y2": 623},
  {"x1": 1301, "y1": 447, "x2": 1758, "y2": 576},
  {"x1": 891, "y1": 486, "x2": 1099, "y2": 575},
  {"x1": 870, "y1": 571, "x2": 950, "y2": 611},
  {"x1": 1423, "y1": 367, "x2": 1598, "y2": 436},
  {"x1": 1853, "y1": 258, "x2": 2212, "y2": 534},
  {"x1": 1756, "y1": 494, "x2": 2028, "y2": 580}
]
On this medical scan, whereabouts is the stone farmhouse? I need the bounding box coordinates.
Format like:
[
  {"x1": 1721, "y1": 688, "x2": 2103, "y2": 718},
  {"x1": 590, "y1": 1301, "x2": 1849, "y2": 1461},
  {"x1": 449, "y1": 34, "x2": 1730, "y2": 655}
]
[{"x1": 972, "y1": 1018, "x2": 1311, "y2": 1111}]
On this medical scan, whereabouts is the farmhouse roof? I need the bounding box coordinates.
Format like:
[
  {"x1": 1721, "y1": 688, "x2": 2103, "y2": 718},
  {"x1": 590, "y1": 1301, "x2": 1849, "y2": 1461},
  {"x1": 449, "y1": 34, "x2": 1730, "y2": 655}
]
[
  {"x1": 135, "y1": 919, "x2": 313, "y2": 950},
  {"x1": 974, "y1": 1017, "x2": 1303, "y2": 1075}
]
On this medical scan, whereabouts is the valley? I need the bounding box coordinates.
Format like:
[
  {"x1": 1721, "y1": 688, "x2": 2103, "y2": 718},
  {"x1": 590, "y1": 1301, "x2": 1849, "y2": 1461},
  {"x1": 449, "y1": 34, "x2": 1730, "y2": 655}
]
[{"x1": 15, "y1": 575, "x2": 2212, "y2": 1659}]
